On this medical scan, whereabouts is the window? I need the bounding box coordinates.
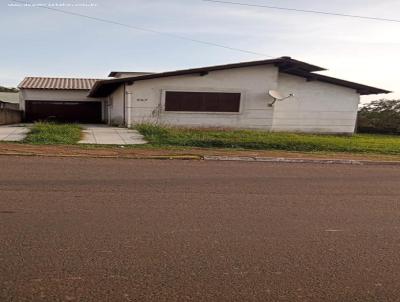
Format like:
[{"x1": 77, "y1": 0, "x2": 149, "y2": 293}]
[{"x1": 165, "y1": 91, "x2": 241, "y2": 113}]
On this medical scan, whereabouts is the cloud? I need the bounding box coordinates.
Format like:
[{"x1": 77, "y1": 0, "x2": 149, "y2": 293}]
[{"x1": 0, "y1": 0, "x2": 398, "y2": 100}]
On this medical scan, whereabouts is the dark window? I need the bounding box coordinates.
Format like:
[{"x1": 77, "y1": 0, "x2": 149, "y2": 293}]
[{"x1": 165, "y1": 91, "x2": 241, "y2": 112}]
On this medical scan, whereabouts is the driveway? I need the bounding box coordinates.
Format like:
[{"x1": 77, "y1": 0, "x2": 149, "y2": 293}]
[
  {"x1": 1, "y1": 157, "x2": 400, "y2": 301},
  {"x1": 79, "y1": 125, "x2": 147, "y2": 145},
  {"x1": 0, "y1": 124, "x2": 29, "y2": 142}
]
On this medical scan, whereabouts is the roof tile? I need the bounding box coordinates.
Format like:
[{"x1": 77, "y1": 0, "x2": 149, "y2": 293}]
[{"x1": 18, "y1": 77, "x2": 101, "y2": 90}]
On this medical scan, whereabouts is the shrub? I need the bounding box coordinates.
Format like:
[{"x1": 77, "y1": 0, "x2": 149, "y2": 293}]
[{"x1": 357, "y1": 99, "x2": 400, "y2": 134}]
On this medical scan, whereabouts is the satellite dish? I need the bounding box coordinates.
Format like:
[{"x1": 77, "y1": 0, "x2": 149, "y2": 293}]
[
  {"x1": 269, "y1": 90, "x2": 285, "y2": 100},
  {"x1": 268, "y1": 90, "x2": 294, "y2": 107}
]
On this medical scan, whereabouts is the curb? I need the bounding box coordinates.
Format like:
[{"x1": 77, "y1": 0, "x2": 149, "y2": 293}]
[
  {"x1": 1, "y1": 152, "x2": 400, "y2": 166},
  {"x1": 203, "y1": 156, "x2": 400, "y2": 166},
  {"x1": 0, "y1": 152, "x2": 203, "y2": 161}
]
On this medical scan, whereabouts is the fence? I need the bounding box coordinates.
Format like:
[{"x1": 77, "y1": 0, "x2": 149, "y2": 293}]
[{"x1": 0, "y1": 109, "x2": 22, "y2": 125}]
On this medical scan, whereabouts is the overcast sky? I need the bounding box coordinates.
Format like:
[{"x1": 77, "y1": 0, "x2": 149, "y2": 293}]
[{"x1": 1, "y1": 0, "x2": 399, "y2": 102}]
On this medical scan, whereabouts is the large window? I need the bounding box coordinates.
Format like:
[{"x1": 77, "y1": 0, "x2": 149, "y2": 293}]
[{"x1": 165, "y1": 91, "x2": 241, "y2": 113}]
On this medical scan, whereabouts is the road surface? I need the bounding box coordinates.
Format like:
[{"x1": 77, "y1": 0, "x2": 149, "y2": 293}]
[{"x1": 1, "y1": 156, "x2": 400, "y2": 301}]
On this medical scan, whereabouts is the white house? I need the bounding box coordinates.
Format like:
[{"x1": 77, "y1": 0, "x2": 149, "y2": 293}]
[{"x1": 19, "y1": 57, "x2": 390, "y2": 134}]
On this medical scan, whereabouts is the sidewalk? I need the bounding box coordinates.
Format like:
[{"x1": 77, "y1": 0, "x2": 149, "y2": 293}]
[
  {"x1": 79, "y1": 125, "x2": 147, "y2": 145},
  {"x1": 0, "y1": 124, "x2": 29, "y2": 142}
]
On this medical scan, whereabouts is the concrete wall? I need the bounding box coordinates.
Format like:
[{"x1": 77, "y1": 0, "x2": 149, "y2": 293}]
[
  {"x1": 20, "y1": 89, "x2": 96, "y2": 110},
  {"x1": 120, "y1": 65, "x2": 279, "y2": 129},
  {"x1": 19, "y1": 89, "x2": 108, "y2": 122},
  {"x1": 0, "y1": 109, "x2": 22, "y2": 125},
  {"x1": 107, "y1": 85, "x2": 125, "y2": 125},
  {"x1": 272, "y1": 73, "x2": 360, "y2": 134},
  {"x1": 0, "y1": 102, "x2": 19, "y2": 110}
]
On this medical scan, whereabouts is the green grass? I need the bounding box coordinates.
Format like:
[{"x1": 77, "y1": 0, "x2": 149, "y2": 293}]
[
  {"x1": 24, "y1": 122, "x2": 82, "y2": 145},
  {"x1": 135, "y1": 123, "x2": 400, "y2": 155}
]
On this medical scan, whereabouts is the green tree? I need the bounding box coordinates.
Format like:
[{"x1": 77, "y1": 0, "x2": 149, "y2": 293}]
[{"x1": 357, "y1": 99, "x2": 400, "y2": 134}]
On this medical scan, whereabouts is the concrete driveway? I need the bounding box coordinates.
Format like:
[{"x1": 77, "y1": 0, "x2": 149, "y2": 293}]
[
  {"x1": 79, "y1": 124, "x2": 147, "y2": 145},
  {"x1": 0, "y1": 124, "x2": 29, "y2": 142}
]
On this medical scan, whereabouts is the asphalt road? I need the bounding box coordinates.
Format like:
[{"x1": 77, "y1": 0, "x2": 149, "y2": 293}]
[{"x1": 1, "y1": 156, "x2": 400, "y2": 302}]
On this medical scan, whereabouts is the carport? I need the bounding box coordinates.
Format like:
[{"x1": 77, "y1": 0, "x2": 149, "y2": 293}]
[{"x1": 19, "y1": 77, "x2": 106, "y2": 124}]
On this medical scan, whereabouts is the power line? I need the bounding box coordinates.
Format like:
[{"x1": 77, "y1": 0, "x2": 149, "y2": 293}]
[
  {"x1": 10, "y1": 0, "x2": 274, "y2": 58},
  {"x1": 202, "y1": 0, "x2": 400, "y2": 23}
]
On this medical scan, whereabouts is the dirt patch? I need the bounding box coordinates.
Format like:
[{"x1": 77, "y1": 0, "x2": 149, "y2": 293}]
[{"x1": 1, "y1": 143, "x2": 400, "y2": 162}]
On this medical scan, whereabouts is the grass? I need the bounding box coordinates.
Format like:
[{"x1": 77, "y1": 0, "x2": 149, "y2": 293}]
[
  {"x1": 135, "y1": 123, "x2": 400, "y2": 155},
  {"x1": 24, "y1": 122, "x2": 82, "y2": 145}
]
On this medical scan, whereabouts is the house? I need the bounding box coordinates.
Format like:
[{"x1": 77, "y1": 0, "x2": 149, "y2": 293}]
[
  {"x1": 0, "y1": 92, "x2": 22, "y2": 125},
  {"x1": 18, "y1": 57, "x2": 390, "y2": 133},
  {"x1": 0, "y1": 92, "x2": 20, "y2": 110}
]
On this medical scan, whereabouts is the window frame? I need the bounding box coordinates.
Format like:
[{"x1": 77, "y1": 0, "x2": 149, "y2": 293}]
[{"x1": 161, "y1": 88, "x2": 245, "y2": 115}]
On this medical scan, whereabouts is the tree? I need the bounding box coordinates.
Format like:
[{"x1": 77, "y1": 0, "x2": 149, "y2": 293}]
[{"x1": 357, "y1": 99, "x2": 400, "y2": 134}]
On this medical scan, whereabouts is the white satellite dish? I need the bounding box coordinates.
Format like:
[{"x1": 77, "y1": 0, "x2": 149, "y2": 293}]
[
  {"x1": 268, "y1": 90, "x2": 294, "y2": 107},
  {"x1": 269, "y1": 90, "x2": 285, "y2": 100}
]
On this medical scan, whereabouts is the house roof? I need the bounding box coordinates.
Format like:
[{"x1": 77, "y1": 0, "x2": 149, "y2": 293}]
[
  {"x1": 282, "y1": 69, "x2": 389, "y2": 95},
  {"x1": 18, "y1": 77, "x2": 101, "y2": 90},
  {"x1": 89, "y1": 57, "x2": 391, "y2": 97},
  {"x1": 0, "y1": 92, "x2": 19, "y2": 104},
  {"x1": 108, "y1": 71, "x2": 155, "y2": 77}
]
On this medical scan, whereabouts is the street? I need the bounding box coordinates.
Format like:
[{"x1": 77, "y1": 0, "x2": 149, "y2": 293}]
[{"x1": 1, "y1": 156, "x2": 400, "y2": 301}]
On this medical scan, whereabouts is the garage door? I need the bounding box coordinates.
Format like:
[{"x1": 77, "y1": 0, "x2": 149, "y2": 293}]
[{"x1": 25, "y1": 101, "x2": 102, "y2": 123}]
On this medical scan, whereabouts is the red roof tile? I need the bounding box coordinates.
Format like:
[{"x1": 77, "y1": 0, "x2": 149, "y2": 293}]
[{"x1": 18, "y1": 77, "x2": 101, "y2": 90}]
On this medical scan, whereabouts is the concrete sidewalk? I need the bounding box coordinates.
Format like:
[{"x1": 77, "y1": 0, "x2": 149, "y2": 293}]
[
  {"x1": 79, "y1": 125, "x2": 147, "y2": 145},
  {"x1": 0, "y1": 124, "x2": 29, "y2": 142}
]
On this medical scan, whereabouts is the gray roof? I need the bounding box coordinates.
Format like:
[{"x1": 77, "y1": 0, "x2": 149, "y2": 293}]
[
  {"x1": 108, "y1": 71, "x2": 155, "y2": 78},
  {"x1": 18, "y1": 77, "x2": 101, "y2": 90},
  {"x1": 89, "y1": 57, "x2": 391, "y2": 97},
  {"x1": 0, "y1": 92, "x2": 19, "y2": 104}
]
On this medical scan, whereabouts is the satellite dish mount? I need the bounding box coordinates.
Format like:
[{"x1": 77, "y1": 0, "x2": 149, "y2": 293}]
[{"x1": 268, "y1": 90, "x2": 294, "y2": 107}]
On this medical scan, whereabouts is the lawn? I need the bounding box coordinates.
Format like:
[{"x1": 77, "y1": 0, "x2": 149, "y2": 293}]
[
  {"x1": 24, "y1": 122, "x2": 82, "y2": 145},
  {"x1": 136, "y1": 124, "x2": 400, "y2": 155}
]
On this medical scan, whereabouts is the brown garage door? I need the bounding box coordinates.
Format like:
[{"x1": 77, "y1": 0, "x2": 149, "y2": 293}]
[{"x1": 25, "y1": 101, "x2": 102, "y2": 123}]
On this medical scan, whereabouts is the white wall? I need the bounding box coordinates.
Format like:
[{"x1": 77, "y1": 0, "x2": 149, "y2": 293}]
[
  {"x1": 272, "y1": 73, "x2": 360, "y2": 134},
  {"x1": 121, "y1": 65, "x2": 279, "y2": 129},
  {"x1": 108, "y1": 66, "x2": 361, "y2": 134},
  {"x1": 107, "y1": 85, "x2": 125, "y2": 125},
  {"x1": 20, "y1": 89, "x2": 95, "y2": 110}
]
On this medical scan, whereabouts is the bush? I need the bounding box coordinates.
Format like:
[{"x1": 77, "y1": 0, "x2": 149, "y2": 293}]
[{"x1": 357, "y1": 99, "x2": 400, "y2": 134}]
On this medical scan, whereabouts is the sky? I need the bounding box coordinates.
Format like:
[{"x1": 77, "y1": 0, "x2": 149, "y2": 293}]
[{"x1": 1, "y1": 0, "x2": 399, "y2": 102}]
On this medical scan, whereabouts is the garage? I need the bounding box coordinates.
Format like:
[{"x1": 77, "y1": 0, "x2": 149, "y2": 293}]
[
  {"x1": 25, "y1": 101, "x2": 102, "y2": 123},
  {"x1": 18, "y1": 77, "x2": 105, "y2": 124}
]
